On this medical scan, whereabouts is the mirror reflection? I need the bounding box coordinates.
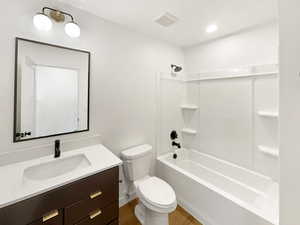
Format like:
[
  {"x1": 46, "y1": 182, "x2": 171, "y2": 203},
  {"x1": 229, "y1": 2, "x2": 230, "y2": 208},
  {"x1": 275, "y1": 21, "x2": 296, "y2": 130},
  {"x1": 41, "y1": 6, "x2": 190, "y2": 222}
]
[{"x1": 14, "y1": 38, "x2": 90, "y2": 142}]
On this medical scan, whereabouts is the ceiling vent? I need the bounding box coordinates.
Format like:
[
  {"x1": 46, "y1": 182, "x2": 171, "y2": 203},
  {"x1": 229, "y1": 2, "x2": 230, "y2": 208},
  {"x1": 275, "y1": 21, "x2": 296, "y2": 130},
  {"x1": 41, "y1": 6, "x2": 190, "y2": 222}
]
[{"x1": 155, "y1": 12, "x2": 178, "y2": 27}]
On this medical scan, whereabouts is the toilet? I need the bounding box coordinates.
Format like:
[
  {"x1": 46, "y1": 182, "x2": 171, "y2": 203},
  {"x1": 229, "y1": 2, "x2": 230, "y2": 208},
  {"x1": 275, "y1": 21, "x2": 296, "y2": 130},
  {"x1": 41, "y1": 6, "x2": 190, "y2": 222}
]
[{"x1": 121, "y1": 144, "x2": 177, "y2": 225}]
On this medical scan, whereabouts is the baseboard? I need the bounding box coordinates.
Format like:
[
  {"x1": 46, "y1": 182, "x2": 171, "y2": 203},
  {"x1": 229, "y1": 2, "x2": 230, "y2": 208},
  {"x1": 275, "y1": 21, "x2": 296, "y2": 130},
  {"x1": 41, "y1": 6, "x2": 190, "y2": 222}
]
[
  {"x1": 119, "y1": 195, "x2": 128, "y2": 207},
  {"x1": 119, "y1": 193, "x2": 137, "y2": 207},
  {"x1": 177, "y1": 197, "x2": 217, "y2": 225}
]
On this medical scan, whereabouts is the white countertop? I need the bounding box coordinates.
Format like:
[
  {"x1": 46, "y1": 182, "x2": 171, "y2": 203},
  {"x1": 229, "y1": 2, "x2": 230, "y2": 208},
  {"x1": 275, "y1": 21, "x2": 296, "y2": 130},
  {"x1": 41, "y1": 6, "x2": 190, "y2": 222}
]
[{"x1": 0, "y1": 144, "x2": 122, "y2": 208}]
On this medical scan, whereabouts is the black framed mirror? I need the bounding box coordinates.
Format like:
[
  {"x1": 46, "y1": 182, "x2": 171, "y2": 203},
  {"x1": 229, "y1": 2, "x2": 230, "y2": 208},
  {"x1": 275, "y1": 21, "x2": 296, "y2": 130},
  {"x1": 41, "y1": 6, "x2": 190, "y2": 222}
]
[{"x1": 14, "y1": 38, "x2": 90, "y2": 142}]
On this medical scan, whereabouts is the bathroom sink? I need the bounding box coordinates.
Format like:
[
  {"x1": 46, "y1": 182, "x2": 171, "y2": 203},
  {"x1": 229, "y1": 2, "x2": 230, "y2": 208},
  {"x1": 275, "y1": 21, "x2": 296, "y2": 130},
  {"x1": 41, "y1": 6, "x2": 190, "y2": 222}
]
[{"x1": 23, "y1": 154, "x2": 91, "y2": 181}]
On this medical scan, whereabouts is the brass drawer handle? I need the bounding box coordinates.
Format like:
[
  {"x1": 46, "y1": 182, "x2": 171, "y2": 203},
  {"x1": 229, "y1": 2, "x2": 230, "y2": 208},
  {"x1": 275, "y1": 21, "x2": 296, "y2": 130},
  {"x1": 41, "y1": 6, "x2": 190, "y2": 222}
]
[
  {"x1": 90, "y1": 190, "x2": 102, "y2": 199},
  {"x1": 89, "y1": 209, "x2": 102, "y2": 220},
  {"x1": 42, "y1": 209, "x2": 59, "y2": 222}
]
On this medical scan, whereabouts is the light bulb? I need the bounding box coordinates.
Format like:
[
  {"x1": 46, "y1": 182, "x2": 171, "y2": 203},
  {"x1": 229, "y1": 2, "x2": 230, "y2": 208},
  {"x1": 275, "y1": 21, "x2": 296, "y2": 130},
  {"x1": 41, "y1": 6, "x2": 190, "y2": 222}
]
[
  {"x1": 65, "y1": 22, "x2": 80, "y2": 38},
  {"x1": 206, "y1": 24, "x2": 218, "y2": 33},
  {"x1": 33, "y1": 13, "x2": 52, "y2": 31}
]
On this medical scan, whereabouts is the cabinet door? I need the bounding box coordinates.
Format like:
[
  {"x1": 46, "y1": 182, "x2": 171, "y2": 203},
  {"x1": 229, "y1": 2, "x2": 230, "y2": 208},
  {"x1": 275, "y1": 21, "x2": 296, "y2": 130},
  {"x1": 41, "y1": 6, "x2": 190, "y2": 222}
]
[{"x1": 28, "y1": 209, "x2": 63, "y2": 225}]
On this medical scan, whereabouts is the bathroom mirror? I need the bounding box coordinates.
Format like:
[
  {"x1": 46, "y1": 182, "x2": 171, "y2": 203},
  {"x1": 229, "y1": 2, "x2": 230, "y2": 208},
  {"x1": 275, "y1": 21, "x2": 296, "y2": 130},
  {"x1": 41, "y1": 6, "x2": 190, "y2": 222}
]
[{"x1": 14, "y1": 38, "x2": 90, "y2": 142}]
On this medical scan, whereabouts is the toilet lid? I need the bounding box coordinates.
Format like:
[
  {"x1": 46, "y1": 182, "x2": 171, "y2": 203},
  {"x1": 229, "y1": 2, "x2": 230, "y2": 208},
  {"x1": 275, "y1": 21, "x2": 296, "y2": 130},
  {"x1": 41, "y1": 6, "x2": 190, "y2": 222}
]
[{"x1": 137, "y1": 177, "x2": 176, "y2": 210}]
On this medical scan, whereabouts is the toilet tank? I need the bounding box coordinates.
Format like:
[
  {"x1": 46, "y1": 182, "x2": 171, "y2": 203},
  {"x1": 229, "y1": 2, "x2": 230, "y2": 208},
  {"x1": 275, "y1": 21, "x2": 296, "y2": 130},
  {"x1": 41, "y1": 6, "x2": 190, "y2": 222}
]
[{"x1": 121, "y1": 144, "x2": 153, "y2": 181}]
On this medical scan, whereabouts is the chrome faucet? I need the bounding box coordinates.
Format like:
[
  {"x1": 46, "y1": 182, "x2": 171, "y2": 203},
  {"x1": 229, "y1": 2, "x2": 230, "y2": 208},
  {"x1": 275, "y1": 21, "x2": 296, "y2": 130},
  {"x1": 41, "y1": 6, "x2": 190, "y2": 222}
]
[{"x1": 54, "y1": 140, "x2": 61, "y2": 158}]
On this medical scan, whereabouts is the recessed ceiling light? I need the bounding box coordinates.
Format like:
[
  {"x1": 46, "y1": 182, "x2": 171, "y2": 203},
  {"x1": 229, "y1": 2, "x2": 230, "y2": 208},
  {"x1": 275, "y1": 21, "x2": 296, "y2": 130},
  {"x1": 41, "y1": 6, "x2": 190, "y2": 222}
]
[{"x1": 206, "y1": 24, "x2": 218, "y2": 33}]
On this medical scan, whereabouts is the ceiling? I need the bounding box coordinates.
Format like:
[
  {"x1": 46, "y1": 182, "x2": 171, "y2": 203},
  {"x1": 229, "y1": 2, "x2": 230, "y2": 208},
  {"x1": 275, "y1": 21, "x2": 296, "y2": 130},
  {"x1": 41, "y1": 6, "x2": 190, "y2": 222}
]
[{"x1": 58, "y1": 0, "x2": 278, "y2": 47}]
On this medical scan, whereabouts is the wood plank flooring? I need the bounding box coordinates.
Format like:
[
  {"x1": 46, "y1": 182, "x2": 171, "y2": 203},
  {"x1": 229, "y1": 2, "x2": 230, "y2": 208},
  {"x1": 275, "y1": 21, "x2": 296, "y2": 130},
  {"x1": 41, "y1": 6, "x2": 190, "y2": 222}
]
[{"x1": 119, "y1": 199, "x2": 203, "y2": 225}]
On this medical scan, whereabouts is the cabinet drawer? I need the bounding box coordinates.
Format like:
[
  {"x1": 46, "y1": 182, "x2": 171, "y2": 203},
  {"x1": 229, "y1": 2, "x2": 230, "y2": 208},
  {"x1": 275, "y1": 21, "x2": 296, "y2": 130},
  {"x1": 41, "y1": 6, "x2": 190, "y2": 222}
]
[
  {"x1": 65, "y1": 181, "x2": 118, "y2": 225},
  {"x1": 63, "y1": 167, "x2": 119, "y2": 204},
  {"x1": 74, "y1": 203, "x2": 118, "y2": 225},
  {"x1": 28, "y1": 209, "x2": 63, "y2": 225}
]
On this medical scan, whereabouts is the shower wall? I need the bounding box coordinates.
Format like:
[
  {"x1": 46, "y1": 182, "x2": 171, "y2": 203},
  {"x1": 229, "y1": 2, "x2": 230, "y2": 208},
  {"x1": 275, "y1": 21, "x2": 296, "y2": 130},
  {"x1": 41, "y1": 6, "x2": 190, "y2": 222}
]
[
  {"x1": 158, "y1": 23, "x2": 279, "y2": 180},
  {"x1": 158, "y1": 68, "x2": 279, "y2": 181},
  {"x1": 158, "y1": 74, "x2": 185, "y2": 156},
  {"x1": 187, "y1": 74, "x2": 278, "y2": 180},
  {"x1": 191, "y1": 79, "x2": 253, "y2": 168}
]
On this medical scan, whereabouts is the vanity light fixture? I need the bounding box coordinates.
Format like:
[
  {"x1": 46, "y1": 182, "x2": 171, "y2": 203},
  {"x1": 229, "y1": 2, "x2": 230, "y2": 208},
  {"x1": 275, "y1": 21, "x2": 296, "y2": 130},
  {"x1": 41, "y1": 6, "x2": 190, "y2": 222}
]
[{"x1": 33, "y1": 7, "x2": 80, "y2": 38}]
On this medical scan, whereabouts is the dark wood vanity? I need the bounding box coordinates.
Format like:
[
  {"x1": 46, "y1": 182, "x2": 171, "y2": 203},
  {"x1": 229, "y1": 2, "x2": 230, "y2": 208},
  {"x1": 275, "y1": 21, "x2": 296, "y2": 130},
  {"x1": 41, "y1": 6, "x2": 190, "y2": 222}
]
[{"x1": 0, "y1": 167, "x2": 119, "y2": 225}]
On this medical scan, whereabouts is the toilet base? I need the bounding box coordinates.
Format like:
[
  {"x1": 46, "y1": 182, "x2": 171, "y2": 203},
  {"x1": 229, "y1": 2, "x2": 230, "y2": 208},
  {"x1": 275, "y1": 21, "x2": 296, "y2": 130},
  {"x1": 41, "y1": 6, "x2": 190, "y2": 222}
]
[
  {"x1": 135, "y1": 203, "x2": 145, "y2": 224},
  {"x1": 135, "y1": 202, "x2": 169, "y2": 225}
]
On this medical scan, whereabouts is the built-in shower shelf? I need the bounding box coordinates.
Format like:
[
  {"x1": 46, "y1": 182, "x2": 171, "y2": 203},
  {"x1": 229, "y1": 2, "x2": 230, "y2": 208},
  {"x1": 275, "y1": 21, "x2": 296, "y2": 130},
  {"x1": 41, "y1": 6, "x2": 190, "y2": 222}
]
[
  {"x1": 257, "y1": 110, "x2": 279, "y2": 118},
  {"x1": 180, "y1": 104, "x2": 198, "y2": 110},
  {"x1": 181, "y1": 128, "x2": 197, "y2": 135},
  {"x1": 258, "y1": 145, "x2": 279, "y2": 158}
]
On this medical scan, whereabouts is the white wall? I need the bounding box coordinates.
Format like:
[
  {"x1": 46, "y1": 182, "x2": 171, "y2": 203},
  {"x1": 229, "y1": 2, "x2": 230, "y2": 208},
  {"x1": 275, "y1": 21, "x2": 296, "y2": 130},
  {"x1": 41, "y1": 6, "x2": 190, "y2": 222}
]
[
  {"x1": 184, "y1": 23, "x2": 278, "y2": 74},
  {"x1": 0, "y1": 0, "x2": 184, "y2": 204},
  {"x1": 279, "y1": 0, "x2": 300, "y2": 224}
]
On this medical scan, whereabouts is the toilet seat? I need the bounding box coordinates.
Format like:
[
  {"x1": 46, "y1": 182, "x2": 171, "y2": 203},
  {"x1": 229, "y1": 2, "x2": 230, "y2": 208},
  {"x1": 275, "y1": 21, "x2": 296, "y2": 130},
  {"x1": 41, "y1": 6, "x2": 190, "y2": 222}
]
[{"x1": 137, "y1": 177, "x2": 177, "y2": 213}]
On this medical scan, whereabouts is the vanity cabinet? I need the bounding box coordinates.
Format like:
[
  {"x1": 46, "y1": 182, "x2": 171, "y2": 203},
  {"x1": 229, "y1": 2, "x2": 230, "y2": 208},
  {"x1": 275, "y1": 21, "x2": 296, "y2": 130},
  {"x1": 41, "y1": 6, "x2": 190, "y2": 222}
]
[{"x1": 0, "y1": 167, "x2": 119, "y2": 225}]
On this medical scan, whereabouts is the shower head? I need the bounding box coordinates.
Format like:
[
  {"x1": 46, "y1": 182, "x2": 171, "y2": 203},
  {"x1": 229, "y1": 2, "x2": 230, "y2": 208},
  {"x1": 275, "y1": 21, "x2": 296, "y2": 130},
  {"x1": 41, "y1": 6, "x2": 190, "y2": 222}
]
[{"x1": 171, "y1": 64, "x2": 182, "y2": 73}]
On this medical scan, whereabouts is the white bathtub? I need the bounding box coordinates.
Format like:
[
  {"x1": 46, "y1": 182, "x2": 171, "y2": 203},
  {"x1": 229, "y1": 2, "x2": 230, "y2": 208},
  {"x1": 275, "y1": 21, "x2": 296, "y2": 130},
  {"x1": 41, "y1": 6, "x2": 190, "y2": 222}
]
[{"x1": 157, "y1": 149, "x2": 278, "y2": 225}]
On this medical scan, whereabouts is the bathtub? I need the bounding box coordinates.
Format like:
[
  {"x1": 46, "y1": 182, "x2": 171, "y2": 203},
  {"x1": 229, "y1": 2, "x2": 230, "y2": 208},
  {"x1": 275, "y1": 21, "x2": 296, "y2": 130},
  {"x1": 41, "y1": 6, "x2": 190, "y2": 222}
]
[{"x1": 157, "y1": 149, "x2": 278, "y2": 225}]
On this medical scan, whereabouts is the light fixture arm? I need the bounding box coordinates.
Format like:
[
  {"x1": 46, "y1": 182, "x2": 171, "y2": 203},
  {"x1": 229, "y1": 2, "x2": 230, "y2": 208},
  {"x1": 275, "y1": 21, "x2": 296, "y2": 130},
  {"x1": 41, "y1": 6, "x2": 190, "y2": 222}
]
[{"x1": 42, "y1": 7, "x2": 75, "y2": 22}]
